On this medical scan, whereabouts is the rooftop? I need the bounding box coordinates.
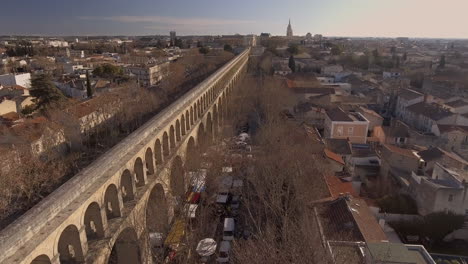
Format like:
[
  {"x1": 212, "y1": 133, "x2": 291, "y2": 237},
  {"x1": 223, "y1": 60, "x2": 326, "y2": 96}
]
[
  {"x1": 326, "y1": 108, "x2": 368, "y2": 122},
  {"x1": 445, "y1": 99, "x2": 468, "y2": 108},
  {"x1": 367, "y1": 242, "x2": 433, "y2": 264},
  {"x1": 325, "y1": 138, "x2": 352, "y2": 155},
  {"x1": 399, "y1": 88, "x2": 424, "y2": 101},
  {"x1": 406, "y1": 102, "x2": 453, "y2": 121},
  {"x1": 324, "y1": 149, "x2": 345, "y2": 165}
]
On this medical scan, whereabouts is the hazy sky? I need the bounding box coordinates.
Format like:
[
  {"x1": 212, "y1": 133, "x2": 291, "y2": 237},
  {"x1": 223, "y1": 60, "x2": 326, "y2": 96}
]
[{"x1": 1, "y1": 0, "x2": 468, "y2": 38}]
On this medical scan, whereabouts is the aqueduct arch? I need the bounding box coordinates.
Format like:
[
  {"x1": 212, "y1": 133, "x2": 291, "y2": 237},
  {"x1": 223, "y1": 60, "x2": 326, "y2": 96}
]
[
  {"x1": 154, "y1": 139, "x2": 163, "y2": 166},
  {"x1": 120, "y1": 170, "x2": 135, "y2": 202},
  {"x1": 57, "y1": 225, "x2": 85, "y2": 264},
  {"x1": 134, "y1": 158, "x2": 145, "y2": 187},
  {"x1": 145, "y1": 148, "x2": 154, "y2": 176},
  {"x1": 146, "y1": 183, "x2": 169, "y2": 234},
  {"x1": 83, "y1": 202, "x2": 105, "y2": 241},
  {"x1": 170, "y1": 156, "x2": 185, "y2": 198},
  {"x1": 104, "y1": 184, "x2": 122, "y2": 220},
  {"x1": 30, "y1": 255, "x2": 51, "y2": 264},
  {"x1": 108, "y1": 228, "x2": 141, "y2": 264}
]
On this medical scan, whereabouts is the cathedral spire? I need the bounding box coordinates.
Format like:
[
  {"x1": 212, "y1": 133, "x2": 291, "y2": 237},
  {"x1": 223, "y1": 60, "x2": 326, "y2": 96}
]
[{"x1": 287, "y1": 19, "x2": 293, "y2": 37}]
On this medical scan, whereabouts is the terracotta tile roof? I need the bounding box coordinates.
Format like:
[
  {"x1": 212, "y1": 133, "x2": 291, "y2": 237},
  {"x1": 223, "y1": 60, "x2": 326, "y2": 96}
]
[
  {"x1": 347, "y1": 197, "x2": 388, "y2": 243},
  {"x1": 325, "y1": 175, "x2": 358, "y2": 198},
  {"x1": 66, "y1": 93, "x2": 121, "y2": 118},
  {"x1": 1, "y1": 112, "x2": 20, "y2": 121},
  {"x1": 5, "y1": 84, "x2": 27, "y2": 90},
  {"x1": 324, "y1": 148, "x2": 345, "y2": 165},
  {"x1": 383, "y1": 144, "x2": 418, "y2": 159},
  {"x1": 325, "y1": 138, "x2": 352, "y2": 155},
  {"x1": 317, "y1": 196, "x2": 387, "y2": 243}
]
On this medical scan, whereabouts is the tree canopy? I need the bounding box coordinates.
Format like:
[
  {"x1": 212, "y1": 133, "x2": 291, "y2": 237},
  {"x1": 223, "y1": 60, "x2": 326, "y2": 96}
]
[
  {"x1": 224, "y1": 44, "x2": 233, "y2": 53},
  {"x1": 287, "y1": 44, "x2": 300, "y2": 55},
  {"x1": 288, "y1": 55, "x2": 296, "y2": 72},
  {"x1": 92, "y1": 64, "x2": 123, "y2": 79},
  {"x1": 198, "y1": 46, "x2": 210, "y2": 55},
  {"x1": 30, "y1": 74, "x2": 66, "y2": 111}
]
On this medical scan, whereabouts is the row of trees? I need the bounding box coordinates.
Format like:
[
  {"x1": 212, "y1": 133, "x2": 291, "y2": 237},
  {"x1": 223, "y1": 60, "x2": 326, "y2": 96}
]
[{"x1": 218, "y1": 68, "x2": 332, "y2": 262}]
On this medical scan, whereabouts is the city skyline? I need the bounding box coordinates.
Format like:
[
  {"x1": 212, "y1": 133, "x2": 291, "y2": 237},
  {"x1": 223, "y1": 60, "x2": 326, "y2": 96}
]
[{"x1": 1, "y1": 0, "x2": 468, "y2": 38}]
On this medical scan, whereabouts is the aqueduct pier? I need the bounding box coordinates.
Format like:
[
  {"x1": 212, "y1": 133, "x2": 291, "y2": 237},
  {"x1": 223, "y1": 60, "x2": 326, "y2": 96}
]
[{"x1": 0, "y1": 48, "x2": 250, "y2": 264}]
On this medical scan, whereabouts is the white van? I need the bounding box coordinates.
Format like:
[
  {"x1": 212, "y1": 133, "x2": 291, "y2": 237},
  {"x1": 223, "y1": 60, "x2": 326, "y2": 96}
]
[
  {"x1": 223, "y1": 218, "x2": 235, "y2": 241},
  {"x1": 216, "y1": 241, "x2": 231, "y2": 263}
]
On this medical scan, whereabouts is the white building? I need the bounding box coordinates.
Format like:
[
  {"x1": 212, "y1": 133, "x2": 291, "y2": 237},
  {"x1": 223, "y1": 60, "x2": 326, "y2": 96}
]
[
  {"x1": 46, "y1": 40, "x2": 69, "y2": 48},
  {"x1": 410, "y1": 163, "x2": 468, "y2": 217},
  {"x1": 0, "y1": 73, "x2": 31, "y2": 88},
  {"x1": 125, "y1": 62, "x2": 169, "y2": 87},
  {"x1": 63, "y1": 64, "x2": 84, "y2": 74}
]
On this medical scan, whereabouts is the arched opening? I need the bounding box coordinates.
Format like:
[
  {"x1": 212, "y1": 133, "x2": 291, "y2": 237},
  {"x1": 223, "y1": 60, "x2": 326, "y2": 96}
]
[
  {"x1": 104, "y1": 184, "x2": 121, "y2": 220},
  {"x1": 154, "y1": 139, "x2": 163, "y2": 166},
  {"x1": 186, "y1": 137, "x2": 197, "y2": 171},
  {"x1": 218, "y1": 99, "x2": 223, "y2": 125},
  {"x1": 145, "y1": 183, "x2": 169, "y2": 262},
  {"x1": 201, "y1": 97, "x2": 204, "y2": 113},
  {"x1": 175, "y1": 120, "x2": 181, "y2": 141},
  {"x1": 223, "y1": 93, "x2": 228, "y2": 119},
  {"x1": 146, "y1": 184, "x2": 168, "y2": 234},
  {"x1": 145, "y1": 148, "x2": 154, "y2": 176},
  {"x1": 58, "y1": 225, "x2": 84, "y2": 264},
  {"x1": 170, "y1": 156, "x2": 185, "y2": 197},
  {"x1": 181, "y1": 115, "x2": 186, "y2": 136},
  {"x1": 31, "y1": 255, "x2": 51, "y2": 264},
  {"x1": 108, "y1": 228, "x2": 141, "y2": 264},
  {"x1": 121, "y1": 170, "x2": 135, "y2": 202},
  {"x1": 206, "y1": 112, "x2": 213, "y2": 144},
  {"x1": 204, "y1": 94, "x2": 208, "y2": 108},
  {"x1": 162, "y1": 132, "x2": 169, "y2": 157},
  {"x1": 193, "y1": 103, "x2": 198, "y2": 121},
  {"x1": 84, "y1": 202, "x2": 105, "y2": 241},
  {"x1": 190, "y1": 107, "x2": 194, "y2": 125},
  {"x1": 197, "y1": 123, "x2": 206, "y2": 151},
  {"x1": 169, "y1": 125, "x2": 176, "y2": 149},
  {"x1": 213, "y1": 104, "x2": 219, "y2": 138},
  {"x1": 197, "y1": 99, "x2": 202, "y2": 117},
  {"x1": 134, "y1": 158, "x2": 145, "y2": 187},
  {"x1": 185, "y1": 110, "x2": 190, "y2": 131}
]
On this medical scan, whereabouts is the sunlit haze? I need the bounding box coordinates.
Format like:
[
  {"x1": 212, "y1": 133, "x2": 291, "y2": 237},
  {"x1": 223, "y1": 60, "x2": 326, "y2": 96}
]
[{"x1": 1, "y1": 0, "x2": 467, "y2": 38}]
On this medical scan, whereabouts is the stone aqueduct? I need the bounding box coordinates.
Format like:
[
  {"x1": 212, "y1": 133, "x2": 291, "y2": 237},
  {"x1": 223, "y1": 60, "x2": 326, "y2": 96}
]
[{"x1": 0, "y1": 49, "x2": 250, "y2": 264}]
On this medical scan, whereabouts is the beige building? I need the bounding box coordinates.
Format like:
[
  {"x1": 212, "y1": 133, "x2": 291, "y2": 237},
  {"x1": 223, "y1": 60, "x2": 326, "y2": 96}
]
[
  {"x1": 324, "y1": 108, "x2": 369, "y2": 144},
  {"x1": 125, "y1": 62, "x2": 169, "y2": 87}
]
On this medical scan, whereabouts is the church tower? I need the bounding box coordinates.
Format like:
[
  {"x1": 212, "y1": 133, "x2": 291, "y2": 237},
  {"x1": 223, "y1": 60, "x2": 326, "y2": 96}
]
[{"x1": 286, "y1": 19, "x2": 293, "y2": 37}]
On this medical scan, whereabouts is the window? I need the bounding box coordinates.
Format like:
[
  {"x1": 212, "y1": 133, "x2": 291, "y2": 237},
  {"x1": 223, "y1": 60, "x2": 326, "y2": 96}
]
[
  {"x1": 337, "y1": 126, "x2": 343, "y2": 136},
  {"x1": 448, "y1": 194, "x2": 454, "y2": 202},
  {"x1": 348, "y1": 127, "x2": 354, "y2": 136}
]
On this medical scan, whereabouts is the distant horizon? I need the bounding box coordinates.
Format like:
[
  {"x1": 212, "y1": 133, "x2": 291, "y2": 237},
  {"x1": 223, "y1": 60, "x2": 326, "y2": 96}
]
[
  {"x1": 1, "y1": 34, "x2": 467, "y2": 41},
  {"x1": 1, "y1": 0, "x2": 468, "y2": 39}
]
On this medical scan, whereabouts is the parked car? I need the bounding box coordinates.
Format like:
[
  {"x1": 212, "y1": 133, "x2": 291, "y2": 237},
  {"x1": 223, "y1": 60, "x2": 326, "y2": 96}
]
[
  {"x1": 216, "y1": 241, "x2": 231, "y2": 263},
  {"x1": 223, "y1": 218, "x2": 235, "y2": 241}
]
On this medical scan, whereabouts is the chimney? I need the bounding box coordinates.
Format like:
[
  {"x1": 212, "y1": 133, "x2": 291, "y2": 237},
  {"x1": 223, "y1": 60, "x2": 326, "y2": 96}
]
[{"x1": 379, "y1": 219, "x2": 386, "y2": 229}]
